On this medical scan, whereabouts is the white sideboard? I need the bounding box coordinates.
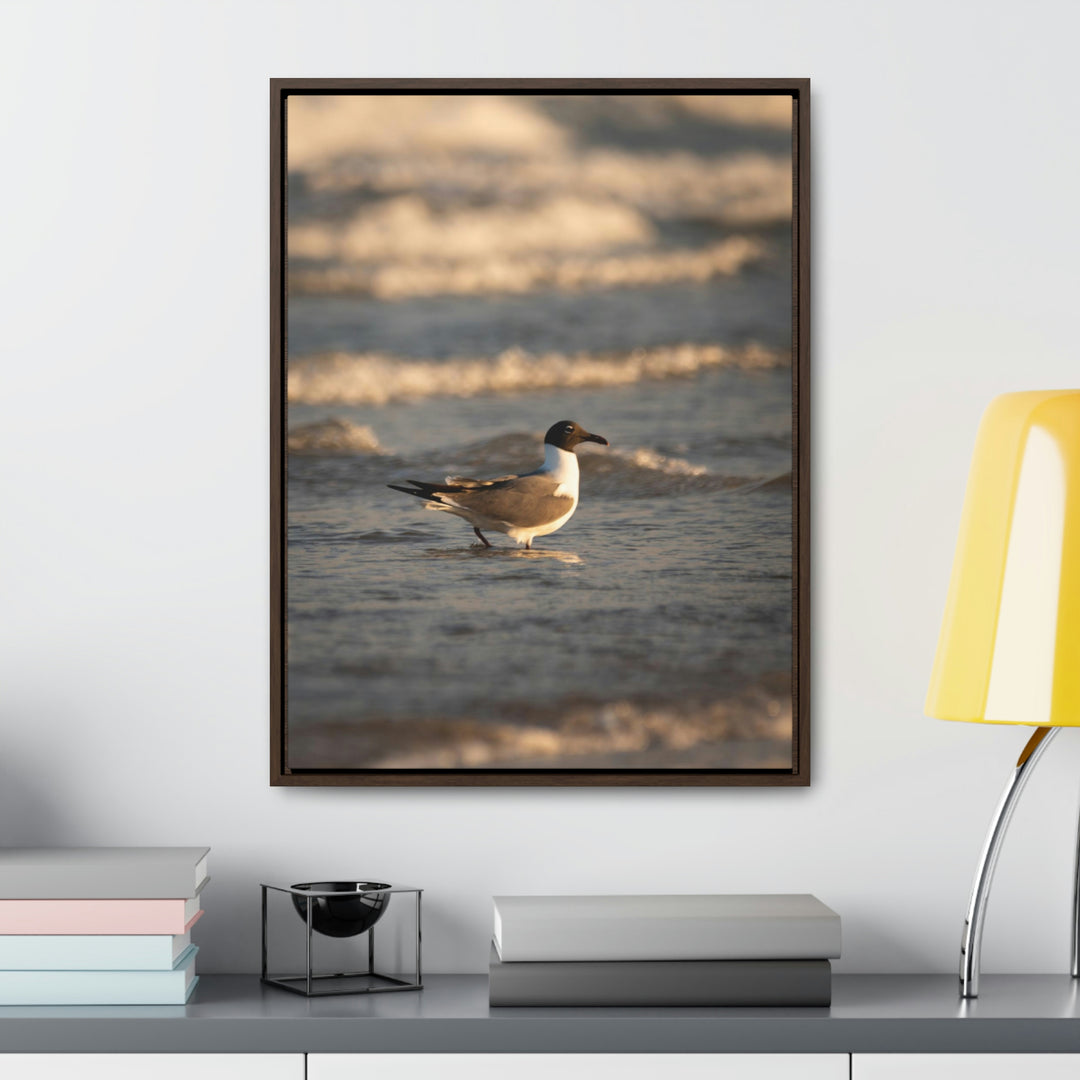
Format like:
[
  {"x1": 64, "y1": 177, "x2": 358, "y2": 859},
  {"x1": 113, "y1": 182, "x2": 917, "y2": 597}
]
[
  {"x1": 1, "y1": 1055, "x2": 303, "y2": 1079},
  {"x1": 9, "y1": 1051, "x2": 1080, "y2": 1080},
  {"x1": 2, "y1": 974, "x2": 1080, "y2": 1064},
  {"x1": 308, "y1": 1054, "x2": 848, "y2": 1080},
  {"x1": 854, "y1": 1055, "x2": 1080, "y2": 1079}
]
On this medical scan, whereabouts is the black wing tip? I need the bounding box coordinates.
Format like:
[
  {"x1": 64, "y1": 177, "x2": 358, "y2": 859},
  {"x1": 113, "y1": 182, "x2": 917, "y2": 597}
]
[{"x1": 388, "y1": 483, "x2": 431, "y2": 500}]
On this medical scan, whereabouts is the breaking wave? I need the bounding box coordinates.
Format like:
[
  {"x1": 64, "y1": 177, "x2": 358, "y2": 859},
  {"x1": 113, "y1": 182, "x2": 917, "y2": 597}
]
[
  {"x1": 289, "y1": 195, "x2": 656, "y2": 263},
  {"x1": 287, "y1": 418, "x2": 384, "y2": 455},
  {"x1": 289, "y1": 236, "x2": 765, "y2": 299},
  {"x1": 288, "y1": 342, "x2": 785, "y2": 405},
  {"x1": 402, "y1": 432, "x2": 731, "y2": 490},
  {"x1": 290, "y1": 680, "x2": 793, "y2": 770},
  {"x1": 583, "y1": 451, "x2": 788, "y2": 498},
  {"x1": 294, "y1": 425, "x2": 791, "y2": 500},
  {"x1": 304, "y1": 151, "x2": 792, "y2": 228},
  {"x1": 610, "y1": 447, "x2": 708, "y2": 477},
  {"x1": 286, "y1": 95, "x2": 790, "y2": 178},
  {"x1": 286, "y1": 96, "x2": 791, "y2": 302},
  {"x1": 287, "y1": 95, "x2": 569, "y2": 169}
]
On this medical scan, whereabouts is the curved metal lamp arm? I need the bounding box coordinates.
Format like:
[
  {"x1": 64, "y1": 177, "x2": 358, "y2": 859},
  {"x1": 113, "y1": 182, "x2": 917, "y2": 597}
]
[
  {"x1": 1073, "y1": 778, "x2": 1080, "y2": 979},
  {"x1": 960, "y1": 725, "x2": 1059, "y2": 998}
]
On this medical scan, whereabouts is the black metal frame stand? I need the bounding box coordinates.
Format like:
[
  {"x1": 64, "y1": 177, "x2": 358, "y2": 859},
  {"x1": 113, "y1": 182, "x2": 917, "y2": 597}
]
[{"x1": 260, "y1": 882, "x2": 422, "y2": 997}]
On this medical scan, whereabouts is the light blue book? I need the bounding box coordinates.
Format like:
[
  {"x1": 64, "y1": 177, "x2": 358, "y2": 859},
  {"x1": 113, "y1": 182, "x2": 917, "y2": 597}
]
[
  {"x1": 0, "y1": 944, "x2": 198, "y2": 1004},
  {"x1": 0, "y1": 930, "x2": 192, "y2": 970}
]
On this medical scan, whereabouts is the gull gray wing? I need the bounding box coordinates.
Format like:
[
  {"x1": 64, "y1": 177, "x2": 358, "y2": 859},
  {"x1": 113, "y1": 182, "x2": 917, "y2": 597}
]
[
  {"x1": 442, "y1": 474, "x2": 519, "y2": 487},
  {"x1": 440, "y1": 473, "x2": 574, "y2": 528}
]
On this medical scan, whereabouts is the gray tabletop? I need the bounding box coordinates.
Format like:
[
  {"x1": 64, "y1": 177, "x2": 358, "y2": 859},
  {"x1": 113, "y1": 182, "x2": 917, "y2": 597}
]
[{"x1": 2, "y1": 974, "x2": 1080, "y2": 1054}]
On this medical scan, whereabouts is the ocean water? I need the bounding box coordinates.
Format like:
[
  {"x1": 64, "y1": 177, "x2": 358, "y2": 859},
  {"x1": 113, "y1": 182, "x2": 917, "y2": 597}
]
[{"x1": 284, "y1": 95, "x2": 794, "y2": 771}]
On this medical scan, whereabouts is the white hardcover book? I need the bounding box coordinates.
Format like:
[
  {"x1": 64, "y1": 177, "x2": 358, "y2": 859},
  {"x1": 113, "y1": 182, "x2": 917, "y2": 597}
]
[
  {"x1": 492, "y1": 894, "x2": 842, "y2": 962},
  {"x1": 0, "y1": 930, "x2": 191, "y2": 970},
  {"x1": 0, "y1": 847, "x2": 209, "y2": 899}
]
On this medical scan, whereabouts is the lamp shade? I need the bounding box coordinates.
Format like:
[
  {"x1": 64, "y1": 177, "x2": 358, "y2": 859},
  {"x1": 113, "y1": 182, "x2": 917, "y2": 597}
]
[{"x1": 926, "y1": 390, "x2": 1080, "y2": 726}]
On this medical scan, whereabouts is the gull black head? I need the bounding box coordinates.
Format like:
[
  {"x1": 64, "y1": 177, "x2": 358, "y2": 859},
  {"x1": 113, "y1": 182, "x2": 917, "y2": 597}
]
[{"x1": 544, "y1": 420, "x2": 609, "y2": 452}]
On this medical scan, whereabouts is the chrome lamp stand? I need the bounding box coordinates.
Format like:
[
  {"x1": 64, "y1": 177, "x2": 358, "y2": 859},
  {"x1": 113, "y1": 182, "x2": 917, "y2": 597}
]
[{"x1": 959, "y1": 726, "x2": 1078, "y2": 997}]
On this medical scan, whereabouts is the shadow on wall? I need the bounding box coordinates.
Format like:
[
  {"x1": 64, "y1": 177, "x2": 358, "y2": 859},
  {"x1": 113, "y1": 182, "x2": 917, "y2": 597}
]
[
  {"x1": 0, "y1": 755, "x2": 72, "y2": 845},
  {"x1": 421, "y1": 896, "x2": 481, "y2": 973}
]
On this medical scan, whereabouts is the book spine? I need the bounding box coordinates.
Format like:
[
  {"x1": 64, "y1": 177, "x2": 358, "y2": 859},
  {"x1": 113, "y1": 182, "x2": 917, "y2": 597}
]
[
  {"x1": 0, "y1": 900, "x2": 199, "y2": 935},
  {"x1": 498, "y1": 915, "x2": 841, "y2": 961},
  {"x1": 0, "y1": 850, "x2": 209, "y2": 899},
  {"x1": 0, "y1": 948, "x2": 198, "y2": 1006},
  {"x1": 0, "y1": 934, "x2": 182, "y2": 970},
  {"x1": 0, "y1": 974, "x2": 199, "y2": 1006},
  {"x1": 489, "y1": 958, "x2": 832, "y2": 1007}
]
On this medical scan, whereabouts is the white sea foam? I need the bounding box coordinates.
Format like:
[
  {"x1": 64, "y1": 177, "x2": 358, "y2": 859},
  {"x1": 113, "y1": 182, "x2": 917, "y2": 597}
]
[
  {"x1": 304, "y1": 151, "x2": 792, "y2": 227},
  {"x1": 288, "y1": 195, "x2": 655, "y2": 263},
  {"x1": 287, "y1": 96, "x2": 789, "y2": 300},
  {"x1": 289, "y1": 236, "x2": 766, "y2": 299},
  {"x1": 287, "y1": 95, "x2": 569, "y2": 169},
  {"x1": 611, "y1": 447, "x2": 709, "y2": 477},
  {"x1": 287, "y1": 342, "x2": 784, "y2": 406},
  {"x1": 287, "y1": 95, "x2": 790, "y2": 177},
  {"x1": 583, "y1": 447, "x2": 766, "y2": 498}
]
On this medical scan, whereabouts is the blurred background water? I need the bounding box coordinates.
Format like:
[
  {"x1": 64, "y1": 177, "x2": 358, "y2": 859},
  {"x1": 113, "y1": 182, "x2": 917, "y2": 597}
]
[{"x1": 285, "y1": 94, "x2": 794, "y2": 770}]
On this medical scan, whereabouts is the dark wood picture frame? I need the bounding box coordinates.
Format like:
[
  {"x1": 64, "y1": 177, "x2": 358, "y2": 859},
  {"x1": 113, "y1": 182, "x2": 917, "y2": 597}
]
[{"x1": 271, "y1": 78, "x2": 810, "y2": 787}]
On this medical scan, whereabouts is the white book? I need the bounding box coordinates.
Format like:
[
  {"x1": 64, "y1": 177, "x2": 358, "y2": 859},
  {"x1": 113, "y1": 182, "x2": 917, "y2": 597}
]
[
  {"x1": 492, "y1": 894, "x2": 842, "y2": 962},
  {"x1": 0, "y1": 847, "x2": 209, "y2": 899}
]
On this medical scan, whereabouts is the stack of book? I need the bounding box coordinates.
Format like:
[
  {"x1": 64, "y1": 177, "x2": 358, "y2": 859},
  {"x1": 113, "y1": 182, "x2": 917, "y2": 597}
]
[
  {"x1": 490, "y1": 894, "x2": 840, "y2": 1006},
  {"x1": 0, "y1": 847, "x2": 209, "y2": 1005}
]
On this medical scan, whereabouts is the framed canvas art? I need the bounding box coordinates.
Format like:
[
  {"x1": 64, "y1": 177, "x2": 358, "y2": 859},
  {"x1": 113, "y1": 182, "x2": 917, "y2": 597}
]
[{"x1": 271, "y1": 79, "x2": 810, "y2": 786}]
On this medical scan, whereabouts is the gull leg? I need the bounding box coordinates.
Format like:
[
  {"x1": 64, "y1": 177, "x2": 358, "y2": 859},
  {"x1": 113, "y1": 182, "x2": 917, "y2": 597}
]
[
  {"x1": 525, "y1": 538, "x2": 532, "y2": 550},
  {"x1": 473, "y1": 528, "x2": 492, "y2": 548},
  {"x1": 960, "y1": 725, "x2": 1059, "y2": 997}
]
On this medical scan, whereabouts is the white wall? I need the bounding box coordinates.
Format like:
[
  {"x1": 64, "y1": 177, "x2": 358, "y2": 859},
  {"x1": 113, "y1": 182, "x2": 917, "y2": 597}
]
[{"x1": 2, "y1": 0, "x2": 1079, "y2": 976}]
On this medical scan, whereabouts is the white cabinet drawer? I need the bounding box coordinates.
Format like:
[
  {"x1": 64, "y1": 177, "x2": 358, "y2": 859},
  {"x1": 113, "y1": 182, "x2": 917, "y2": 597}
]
[
  {"x1": 854, "y1": 1054, "x2": 1080, "y2": 1079},
  {"x1": 310, "y1": 1053, "x2": 848, "y2": 1080},
  {"x1": 3, "y1": 1054, "x2": 304, "y2": 1080}
]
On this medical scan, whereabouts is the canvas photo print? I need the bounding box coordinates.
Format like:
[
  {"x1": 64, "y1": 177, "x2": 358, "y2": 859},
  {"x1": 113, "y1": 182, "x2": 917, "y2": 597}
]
[{"x1": 276, "y1": 86, "x2": 805, "y2": 781}]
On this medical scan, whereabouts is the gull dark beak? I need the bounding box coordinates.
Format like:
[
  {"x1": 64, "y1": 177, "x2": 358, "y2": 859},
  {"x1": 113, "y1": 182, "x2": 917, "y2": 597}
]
[{"x1": 584, "y1": 432, "x2": 609, "y2": 446}]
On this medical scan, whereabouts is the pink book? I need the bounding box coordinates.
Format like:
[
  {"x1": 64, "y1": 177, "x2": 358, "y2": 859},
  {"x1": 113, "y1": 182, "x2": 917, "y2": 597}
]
[{"x1": 0, "y1": 899, "x2": 203, "y2": 935}]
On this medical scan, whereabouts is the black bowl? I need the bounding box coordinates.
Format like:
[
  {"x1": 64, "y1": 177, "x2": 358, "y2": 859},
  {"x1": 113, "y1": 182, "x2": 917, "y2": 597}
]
[{"x1": 290, "y1": 881, "x2": 391, "y2": 938}]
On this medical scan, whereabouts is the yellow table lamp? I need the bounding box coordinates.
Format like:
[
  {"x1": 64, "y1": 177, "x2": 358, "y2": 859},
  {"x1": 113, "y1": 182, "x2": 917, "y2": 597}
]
[{"x1": 926, "y1": 389, "x2": 1080, "y2": 997}]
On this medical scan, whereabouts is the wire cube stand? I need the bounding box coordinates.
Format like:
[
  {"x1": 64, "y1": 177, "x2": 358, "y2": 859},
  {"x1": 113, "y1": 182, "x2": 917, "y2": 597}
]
[{"x1": 260, "y1": 882, "x2": 422, "y2": 997}]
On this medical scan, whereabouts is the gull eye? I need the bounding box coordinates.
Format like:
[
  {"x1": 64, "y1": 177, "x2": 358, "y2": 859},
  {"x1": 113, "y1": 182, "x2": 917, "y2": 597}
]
[{"x1": 564, "y1": 424, "x2": 573, "y2": 433}]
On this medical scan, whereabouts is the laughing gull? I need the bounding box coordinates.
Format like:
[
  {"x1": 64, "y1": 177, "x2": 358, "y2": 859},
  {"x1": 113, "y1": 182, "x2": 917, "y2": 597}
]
[{"x1": 388, "y1": 420, "x2": 609, "y2": 549}]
